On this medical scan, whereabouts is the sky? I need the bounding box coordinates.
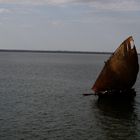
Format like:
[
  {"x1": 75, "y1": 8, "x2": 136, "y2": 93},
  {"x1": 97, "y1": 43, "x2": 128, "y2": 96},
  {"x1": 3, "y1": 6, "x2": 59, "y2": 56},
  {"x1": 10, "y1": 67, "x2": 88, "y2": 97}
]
[{"x1": 0, "y1": 0, "x2": 140, "y2": 52}]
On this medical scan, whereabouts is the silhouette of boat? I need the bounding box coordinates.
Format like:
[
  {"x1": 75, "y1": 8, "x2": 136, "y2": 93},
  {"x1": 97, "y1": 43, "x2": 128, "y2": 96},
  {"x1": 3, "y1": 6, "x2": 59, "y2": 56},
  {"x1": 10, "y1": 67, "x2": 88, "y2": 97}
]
[{"x1": 92, "y1": 36, "x2": 139, "y2": 96}]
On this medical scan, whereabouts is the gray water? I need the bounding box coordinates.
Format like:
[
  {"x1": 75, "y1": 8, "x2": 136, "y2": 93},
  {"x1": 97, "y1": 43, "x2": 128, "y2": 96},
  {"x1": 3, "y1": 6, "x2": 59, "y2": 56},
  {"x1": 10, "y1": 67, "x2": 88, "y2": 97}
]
[{"x1": 0, "y1": 52, "x2": 140, "y2": 140}]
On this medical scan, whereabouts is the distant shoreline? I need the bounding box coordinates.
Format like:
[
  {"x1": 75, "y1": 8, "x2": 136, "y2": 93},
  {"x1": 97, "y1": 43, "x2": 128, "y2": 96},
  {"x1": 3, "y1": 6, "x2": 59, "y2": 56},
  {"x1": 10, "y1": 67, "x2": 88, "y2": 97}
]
[
  {"x1": 0, "y1": 49, "x2": 139, "y2": 55},
  {"x1": 0, "y1": 49, "x2": 112, "y2": 55}
]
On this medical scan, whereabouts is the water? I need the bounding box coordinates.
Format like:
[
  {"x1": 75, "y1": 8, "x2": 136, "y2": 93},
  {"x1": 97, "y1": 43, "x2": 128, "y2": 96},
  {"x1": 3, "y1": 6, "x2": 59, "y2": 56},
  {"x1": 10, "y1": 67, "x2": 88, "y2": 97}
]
[{"x1": 0, "y1": 52, "x2": 140, "y2": 140}]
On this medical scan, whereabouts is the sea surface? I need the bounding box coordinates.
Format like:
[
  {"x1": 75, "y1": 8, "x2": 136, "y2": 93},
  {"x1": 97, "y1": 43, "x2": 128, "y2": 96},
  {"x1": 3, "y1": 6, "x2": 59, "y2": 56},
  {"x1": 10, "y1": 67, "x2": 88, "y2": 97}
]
[{"x1": 0, "y1": 52, "x2": 140, "y2": 140}]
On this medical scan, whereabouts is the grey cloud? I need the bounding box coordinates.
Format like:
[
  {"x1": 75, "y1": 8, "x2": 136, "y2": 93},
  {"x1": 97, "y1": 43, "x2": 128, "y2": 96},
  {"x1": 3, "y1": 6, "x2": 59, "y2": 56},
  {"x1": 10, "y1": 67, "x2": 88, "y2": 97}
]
[
  {"x1": 0, "y1": 0, "x2": 140, "y2": 12},
  {"x1": 0, "y1": 8, "x2": 12, "y2": 14},
  {"x1": 73, "y1": 0, "x2": 140, "y2": 11}
]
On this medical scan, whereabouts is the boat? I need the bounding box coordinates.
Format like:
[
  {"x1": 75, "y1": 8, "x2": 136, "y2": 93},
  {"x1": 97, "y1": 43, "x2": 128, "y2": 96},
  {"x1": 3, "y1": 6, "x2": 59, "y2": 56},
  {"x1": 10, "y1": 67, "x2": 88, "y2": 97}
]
[{"x1": 92, "y1": 36, "x2": 139, "y2": 96}]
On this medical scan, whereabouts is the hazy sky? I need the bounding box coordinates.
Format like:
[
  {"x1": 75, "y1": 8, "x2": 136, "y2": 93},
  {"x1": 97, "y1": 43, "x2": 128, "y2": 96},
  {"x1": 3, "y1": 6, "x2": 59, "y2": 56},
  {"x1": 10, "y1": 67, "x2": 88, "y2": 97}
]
[{"x1": 0, "y1": 0, "x2": 140, "y2": 52}]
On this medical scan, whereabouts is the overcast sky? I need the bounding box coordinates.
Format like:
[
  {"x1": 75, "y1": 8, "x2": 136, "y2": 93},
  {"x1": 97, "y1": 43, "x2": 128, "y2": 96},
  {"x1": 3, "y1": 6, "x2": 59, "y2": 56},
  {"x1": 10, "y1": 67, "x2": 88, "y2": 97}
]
[{"x1": 0, "y1": 0, "x2": 140, "y2": 52}]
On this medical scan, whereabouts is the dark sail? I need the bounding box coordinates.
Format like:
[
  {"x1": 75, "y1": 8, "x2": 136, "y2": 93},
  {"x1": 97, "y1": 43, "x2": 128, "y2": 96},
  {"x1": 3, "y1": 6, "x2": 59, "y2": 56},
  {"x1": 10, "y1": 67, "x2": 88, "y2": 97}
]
[{"x1": 92, "y1": 36, "x2": 139, "y2": 94}]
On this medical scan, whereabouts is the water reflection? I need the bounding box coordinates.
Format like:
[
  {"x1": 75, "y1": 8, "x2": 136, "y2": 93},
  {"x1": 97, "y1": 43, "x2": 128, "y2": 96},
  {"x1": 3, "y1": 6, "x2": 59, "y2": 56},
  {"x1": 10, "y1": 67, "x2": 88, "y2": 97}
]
[{"x1": 93, "y1": 90, "x2": 139, "y2": 140}]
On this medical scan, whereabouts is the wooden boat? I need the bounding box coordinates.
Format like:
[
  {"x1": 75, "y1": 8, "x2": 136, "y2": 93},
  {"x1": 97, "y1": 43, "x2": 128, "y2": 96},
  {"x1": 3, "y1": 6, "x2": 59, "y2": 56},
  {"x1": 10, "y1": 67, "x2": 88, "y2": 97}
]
[{"x1": 92, "y1": 36, "x2": 139, "y2": 96}]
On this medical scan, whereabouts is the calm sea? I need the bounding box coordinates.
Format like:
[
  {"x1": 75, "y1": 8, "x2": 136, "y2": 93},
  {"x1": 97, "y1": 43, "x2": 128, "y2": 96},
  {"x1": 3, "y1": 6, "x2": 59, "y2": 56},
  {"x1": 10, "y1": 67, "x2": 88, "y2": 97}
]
[{"x1": 0, "y1": 52, "x2": 140, "y2": 140}]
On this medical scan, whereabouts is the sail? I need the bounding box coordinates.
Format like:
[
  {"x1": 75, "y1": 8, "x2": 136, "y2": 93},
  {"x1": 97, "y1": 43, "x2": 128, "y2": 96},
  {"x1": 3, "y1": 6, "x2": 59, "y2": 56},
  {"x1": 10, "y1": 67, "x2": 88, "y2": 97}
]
[{"x1": 92, "y1": 36, "x2": 139, "y2": 93}]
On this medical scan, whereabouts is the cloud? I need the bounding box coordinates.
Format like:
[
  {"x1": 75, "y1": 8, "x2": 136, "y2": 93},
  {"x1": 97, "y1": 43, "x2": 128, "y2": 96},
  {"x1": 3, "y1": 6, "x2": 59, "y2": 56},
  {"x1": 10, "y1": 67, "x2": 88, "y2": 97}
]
[
  {"x1": 0, "y1": 8, "x2": 12, "y2": 14},
  {"x1": 0, "y1": 0, "x2": 140, "y2": 12},
  {"x1": 49, "y1": 20, "x2": 63, "y2": 26},
  {"x1": 89, "y1": 0, "x2": 140, "y2": 12},
  {"x1": 70, "y1": 0, "x2": 140, "y2": 12},
  {"x1": 0, "y1": 0, "x2": 72, "y2": 5}
]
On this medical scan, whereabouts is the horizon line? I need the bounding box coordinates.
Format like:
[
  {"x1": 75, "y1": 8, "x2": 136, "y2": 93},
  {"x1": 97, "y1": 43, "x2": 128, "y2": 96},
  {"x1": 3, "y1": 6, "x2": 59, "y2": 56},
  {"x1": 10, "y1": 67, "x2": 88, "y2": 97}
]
[
  {"x1": 0, "y1": 49, "x2": 139, "y2": 55},
  {"x1": 0, "y1": 49, "x2": 113, "y2": 54}
]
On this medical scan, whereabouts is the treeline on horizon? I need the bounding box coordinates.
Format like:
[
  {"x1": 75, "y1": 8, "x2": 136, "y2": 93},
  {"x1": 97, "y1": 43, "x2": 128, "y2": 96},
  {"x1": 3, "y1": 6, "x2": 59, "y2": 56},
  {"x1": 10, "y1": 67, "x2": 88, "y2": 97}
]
[
  {"x1": 0, "y1": 49, "x2": 113, "y2": 54},
  {"x1": 0, "y1": 49, "x2": 139, "y2": 55}
]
